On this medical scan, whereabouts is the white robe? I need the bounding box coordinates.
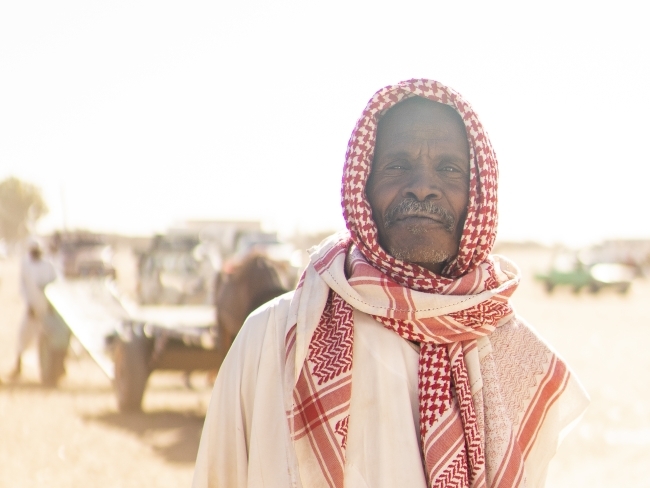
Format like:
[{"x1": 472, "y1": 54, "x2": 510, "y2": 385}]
[
  {"x1": 15, "y1": 256, "x2": 57, "y2": 355},
  {"x1": 193, "y1": 266, "x2": 588, "y2": 487},
  {"x1": 20, "y1": 255, "x2": 57, "y2": 317}
]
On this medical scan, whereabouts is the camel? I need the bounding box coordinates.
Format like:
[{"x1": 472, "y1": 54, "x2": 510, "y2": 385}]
[{"x1": 213, "y1": 254, "x2": 290, "y2": 372}]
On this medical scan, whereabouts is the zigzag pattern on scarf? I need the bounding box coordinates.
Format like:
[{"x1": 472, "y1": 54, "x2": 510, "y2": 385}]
[
  {"x1": 450, "y1": 342, "x2": 486, "y2": 485},
  {"x1": 308, "y1": 291, "x2": 354, "y2": 385},
  {"x1": 432, "y1": 451, "x2": 470, "y2": 488},
  {"x1": 449, "y1": 299, "x2": 512, "y2": 329},
  {"x1": 334, "y1": 416, "x2": 349, "y2": 450}
]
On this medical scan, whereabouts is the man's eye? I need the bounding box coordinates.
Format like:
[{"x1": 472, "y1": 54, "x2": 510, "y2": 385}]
[
  {"x1": 386, "y1": 162, "x2": 407, "y2": 170},
  {"x1": 440, "y1": 165, "x2": 467, "y2": 178}
]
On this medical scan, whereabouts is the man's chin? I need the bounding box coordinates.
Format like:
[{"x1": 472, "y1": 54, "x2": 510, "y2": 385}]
[{"x1": 388, "y1": 246, "x2": 451, "y2": 270}]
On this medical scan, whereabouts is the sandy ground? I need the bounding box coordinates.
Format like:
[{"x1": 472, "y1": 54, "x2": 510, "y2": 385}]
[
  {"x1": 1, "y1": 245, "x2": 649, "y2": 487},
  {"x1": 0, "y1": 248, "x2": 213, "y2": 488}
]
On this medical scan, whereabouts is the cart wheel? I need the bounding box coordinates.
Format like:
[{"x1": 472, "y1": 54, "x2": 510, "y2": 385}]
[
  {"x1": 38, "y1": 333, "x2": 67, "y2": 388},
  {"x1": 113, "y1": 334, "x2": 152, "y2": 412}
]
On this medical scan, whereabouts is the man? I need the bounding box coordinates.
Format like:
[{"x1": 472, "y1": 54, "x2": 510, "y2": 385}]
[
  {"x1": 193, "y1": 79, "x2": 588, "y2": 487},
  {"x1": 8, "y1": 238, "x2": 57, "y2": 380}
]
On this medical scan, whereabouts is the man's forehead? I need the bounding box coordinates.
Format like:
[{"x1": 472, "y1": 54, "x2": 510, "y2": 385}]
[
  {"x1": 377, "y1": 125, "x2": 461, "y2": 144},
  {"x1": 376, "y1": 97, "x2": 466, "y2": 138},
  {"x1": 380, "y1": 95, "x2": 459, "y2": 118},
  {"x1": 374, "y1": 97, "x2": 469, "y2": 153}
]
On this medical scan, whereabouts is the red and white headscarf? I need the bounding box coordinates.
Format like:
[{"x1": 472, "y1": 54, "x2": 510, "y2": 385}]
[
  {"x1": 288, "y1": 79, "x2": 521, "y2": 487},
  {"x1": 343, "y1": 78, "x2": 499, "y2": 292}
]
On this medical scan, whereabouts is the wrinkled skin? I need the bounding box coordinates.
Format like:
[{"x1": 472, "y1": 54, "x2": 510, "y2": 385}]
[{"x1": 367, "y1": 97, "x2": 470, "y2": 274}]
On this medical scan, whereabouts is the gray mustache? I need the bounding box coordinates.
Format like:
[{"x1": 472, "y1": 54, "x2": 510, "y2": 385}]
[{"x1": 384, "y1": 199, "x2": 455, "y2": 232}]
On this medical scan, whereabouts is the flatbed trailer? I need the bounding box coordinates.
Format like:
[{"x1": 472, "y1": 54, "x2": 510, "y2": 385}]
[{"x1": 44, "y1": 278, "x2": 218, "y2": 411}]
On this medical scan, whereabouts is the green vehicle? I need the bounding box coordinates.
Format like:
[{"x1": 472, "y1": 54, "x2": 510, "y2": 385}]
[{"x1": 535, "y1": 252, "x2": 634, "y2": 294}]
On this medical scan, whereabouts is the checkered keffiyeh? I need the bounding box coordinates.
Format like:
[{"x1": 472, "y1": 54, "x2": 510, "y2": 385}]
[
  {"x1": 288, "y1": 79, "x2": 517, "y2": 488},
  {"x1": 343, "y1": 79, "x2": 500, "y2": 291}
]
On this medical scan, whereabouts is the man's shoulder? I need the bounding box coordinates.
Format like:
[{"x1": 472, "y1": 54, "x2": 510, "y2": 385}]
[
  {"x1": 218, "y1": 290, "x2": 296, "y2": 385},
  {"x1": 492, "y1": 315, "x2": 541, "y2": 342},
  {"x1": 249, "y1": 289, "x2": 295, "y2": 320},
  {"x1": 236, "y1": 290, "x2": 295, "y2": 343}
]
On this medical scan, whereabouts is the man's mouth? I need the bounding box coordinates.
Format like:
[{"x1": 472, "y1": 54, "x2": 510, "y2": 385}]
[
  {"x1": 396, "y1": 212, "x2": 445, "y2": 223},
  {"x1": 384, "y1": 199, "x2": 455, "y2": 232}
]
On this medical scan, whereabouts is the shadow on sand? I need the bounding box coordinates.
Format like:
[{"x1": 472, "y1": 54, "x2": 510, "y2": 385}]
[{"x1": 85, "y1": 410, "x2": 206, "y2": 464}]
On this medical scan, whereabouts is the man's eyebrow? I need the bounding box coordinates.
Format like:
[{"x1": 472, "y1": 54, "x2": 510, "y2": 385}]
[
  {"x1": 377, "y1": 149, "x2": 413, "y2": 158},
  {"x1": 373, "y1": 149, "x2": 417, "y2": 165},
  {"x1": 376, "y1": 146, "x2": 469, "y2": 161}
]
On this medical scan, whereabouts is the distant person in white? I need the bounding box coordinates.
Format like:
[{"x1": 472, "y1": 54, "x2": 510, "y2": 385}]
[{"x1": 8, "y1": 239, "x2": 57, "y2": 380}]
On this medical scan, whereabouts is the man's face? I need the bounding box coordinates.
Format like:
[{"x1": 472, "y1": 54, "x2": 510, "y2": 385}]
[{"x1": 366, "y1": 97, "x2": 470, "y2": 274}]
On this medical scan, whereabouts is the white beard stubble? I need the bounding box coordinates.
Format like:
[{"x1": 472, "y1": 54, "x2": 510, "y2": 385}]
[{"x1": 387, "y1": 223, "x2": 452, "y2": 265}]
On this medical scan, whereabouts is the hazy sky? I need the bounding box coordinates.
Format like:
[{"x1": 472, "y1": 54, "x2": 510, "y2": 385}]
[{"x1": 1, "y1": 1, "x2": 648, "y2": 246}]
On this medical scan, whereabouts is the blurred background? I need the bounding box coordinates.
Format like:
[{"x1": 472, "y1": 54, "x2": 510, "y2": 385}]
[{"x1": 1, "y1": 1, "x2": 649, "y2": 487}]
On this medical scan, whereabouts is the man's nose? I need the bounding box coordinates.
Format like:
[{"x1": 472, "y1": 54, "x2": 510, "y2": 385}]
[{"x1": 403, "y1": 165, "x2": 442, "y2": 201}]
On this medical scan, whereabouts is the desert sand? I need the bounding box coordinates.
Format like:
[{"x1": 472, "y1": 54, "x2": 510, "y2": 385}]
[{"x1": 1, "y1": 245, "x2": 649, "y2": 487}]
